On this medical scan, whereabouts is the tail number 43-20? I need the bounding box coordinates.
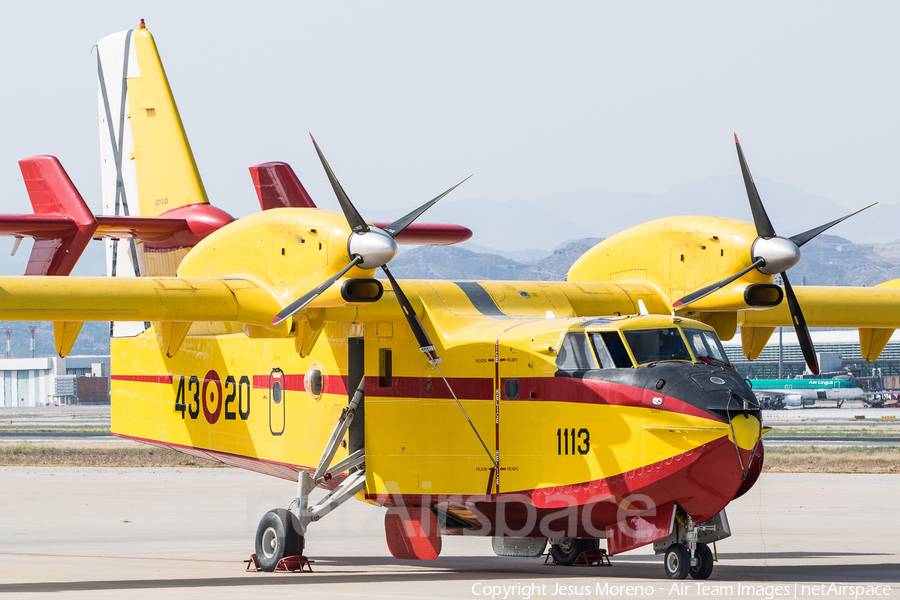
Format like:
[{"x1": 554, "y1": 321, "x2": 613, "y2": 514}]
[
  {"x1": 175, "y1": 371, "x2": 250, "y2": 423},
  {"x1": 557, "y1": 427, "x2": 590, "y2": 455}
]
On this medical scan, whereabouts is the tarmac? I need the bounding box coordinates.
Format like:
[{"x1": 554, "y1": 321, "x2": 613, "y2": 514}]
[{"x1": 0, "y1": 468, "x2": 897, "y2": 599}]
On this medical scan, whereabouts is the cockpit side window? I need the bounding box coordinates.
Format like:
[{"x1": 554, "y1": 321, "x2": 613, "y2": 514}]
[
  {"x1": 589, "y1": 334, "x2": 615, "y2": 369},
  {"x1": 556, "y1": 333, "x2": 598, "y2": 370},
  {"x1": 588, "y1": 333, "x2": 615, "y2": 368},
  {"x1": 684, "y1": 328, "x2": 730, "y2": 365},
  {"x1": 596, "y1": 331, "x2": 634, "y2": 368},
  {"x1": 622, "y1": 328, "x2": 692, "y2": 365}
]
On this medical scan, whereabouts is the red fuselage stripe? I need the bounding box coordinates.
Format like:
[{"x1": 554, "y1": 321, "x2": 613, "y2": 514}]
[
  {"x1": 113, "y1": 373, "x2": 715, "y2": 420},
  {"x1": 111, "y1": 374, "x2": 173, "y2": 384}
]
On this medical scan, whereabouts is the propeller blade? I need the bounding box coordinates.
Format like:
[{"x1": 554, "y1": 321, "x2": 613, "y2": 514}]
[
  {"x1": 735, "y1": 134, "x2": 776, "y2": 239},
  {"x1": 781, "y1": 271, "x2": 819, "y2": 375},
  {"x1": 673, "y1": 258, "x2": 766, "y2": 309},
  {"x1": 789, "y1": 203, "x2": 877, "y2": 248},
  {"x1": 381, "y1": 264, "x2": 440, "y2": 364},
  {"x1": 310, "y1": 135, "x2": 370, "y2": 234},
  {"x1": 381, "y1": 175, "x2": 473, "y2": 239},
  {"x1": 272, "y1": 255, "x2": 363, "y2": 325}
]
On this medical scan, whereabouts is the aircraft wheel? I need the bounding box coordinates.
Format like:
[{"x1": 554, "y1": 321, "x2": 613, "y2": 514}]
[
  {"x1": 549, "y1": 538, "x2": 599, "y2": 566},
  {"x1": 664, "y1": 543, "x2": 690, "y2": 579},
  {"x1": 254, "y1": 508, "x2": 304, "y2": 571},
  {"x1": 689, "y1": 543, "x2": 714, "y2": 579}
]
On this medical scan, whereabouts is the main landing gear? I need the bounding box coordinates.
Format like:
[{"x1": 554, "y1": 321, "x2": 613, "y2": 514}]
[
  {"x1": 252, "y1": 380, "x2": 367, "y2": 572},
  {"x1": 254, "y1": 509, "x2": 304, "y2": 571}
]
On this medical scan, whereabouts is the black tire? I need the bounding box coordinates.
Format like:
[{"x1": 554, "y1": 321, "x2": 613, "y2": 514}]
[
  {"x1": 689, "y1": 543, "x2": 714, "y2": 580},
  {"x1": 254, "y1": 508, "x2": 304, "y2": 571},
  {"x1": 549, "y1": 538, "x2": 600, "y2": 566},
  {"x1": 664, "y1": 543, "x2": 690, "y2": 579}
]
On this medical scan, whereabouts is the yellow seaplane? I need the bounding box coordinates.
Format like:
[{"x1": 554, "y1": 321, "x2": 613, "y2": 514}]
[{"x1": 2, "y1": 21, "x2": 897, "y2": 580}]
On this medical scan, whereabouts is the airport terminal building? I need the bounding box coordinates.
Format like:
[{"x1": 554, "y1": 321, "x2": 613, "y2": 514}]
[
  {"x1": 0, "y1": 329, "x2": 895, "y2": 405},
  {"x1": 723, "y1": 328, "x2": 900, "y2": 389},
  {"x1": 0, "y1": 356, "x2": 111, "y2": 407}
]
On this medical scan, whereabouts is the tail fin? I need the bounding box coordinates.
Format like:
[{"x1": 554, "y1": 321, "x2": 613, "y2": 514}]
[
  {"x1": 97, "y1": 21, "x2": 209, "y2": 218},
  {"x1": 97, "y1": 21, "x2": 212, "y2": 288}
]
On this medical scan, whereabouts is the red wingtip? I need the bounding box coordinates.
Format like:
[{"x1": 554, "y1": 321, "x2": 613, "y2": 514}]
[{"x1": 734, "y1": 133, "x2": 739, "y2": 144}]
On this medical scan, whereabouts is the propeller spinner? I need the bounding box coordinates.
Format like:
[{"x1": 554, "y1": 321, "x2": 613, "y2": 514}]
[
  {"x1": 674, "y1": 135, "x2": 875, "y2": 375},
  {"x1": 272, "y1": 137, "x2": 495, "y2": 468},
  {"x1": 272, "y1": 134, "x2": 471, "y2": 342}
]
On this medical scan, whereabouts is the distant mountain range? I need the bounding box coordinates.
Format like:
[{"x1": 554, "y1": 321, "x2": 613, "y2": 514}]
[
  {"x1": 1, "y1": 172, "x2": 894, "y2": 277},
  {"x1": 372, "y1": 173, "x2": 899, "y2": 256},
  {"x1": 2, "y1": 173, "x2": 899, "y2": 358},
  {"x1": 390, "y1": 234, "x2": 900, "y2": 287},
  {"x1": 0, "y1": 321, "x2": 110, "y2": 359},
  {"x1": 389, "y1": 238, "x2": 604, "y2": 281}
]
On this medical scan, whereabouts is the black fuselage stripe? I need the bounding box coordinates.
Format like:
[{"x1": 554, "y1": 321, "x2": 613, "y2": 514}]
[{"x1": 453, "y1": 282, "x2": 509, "y2": 318}]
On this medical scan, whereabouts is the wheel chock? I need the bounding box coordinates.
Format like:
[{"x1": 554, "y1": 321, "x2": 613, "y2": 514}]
[
  {"x1": 245, "y1": 554, "x2": 315, "y2": 573},
  {"x1": 274, "y1": 555, "x2": 315, "y2": 573},
  {"x1": 245, "y1": 553, "x2": 260, "y2": 572},
  {"x1": 573, "y1": 549, "x2": 611, "y2": 566},
  {"x1": 542, "y1": 549, "x2": 611, "y2": 566}
]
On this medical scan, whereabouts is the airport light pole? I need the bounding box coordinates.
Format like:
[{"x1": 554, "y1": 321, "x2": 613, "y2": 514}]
[{"x1": 778, "y1": 326, "x2": 783, "y2": 379}]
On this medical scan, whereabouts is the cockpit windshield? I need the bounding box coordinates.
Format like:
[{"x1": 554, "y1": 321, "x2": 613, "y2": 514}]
[
  {"x1": 683, "y1": 328, "x2": 731, "y2": 365},
  {"x1": 621, "y1": 328, "x2": 692, "y2": 365}
]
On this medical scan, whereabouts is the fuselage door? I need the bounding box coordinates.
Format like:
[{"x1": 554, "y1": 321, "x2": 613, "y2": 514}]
[{"x1": 269, "y1": 368, "x2": 285, "y2": 436}]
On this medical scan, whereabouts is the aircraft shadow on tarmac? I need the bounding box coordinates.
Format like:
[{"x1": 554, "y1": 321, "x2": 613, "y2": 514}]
[{"x1": 1, "y1": 554, "x2": 897, "y2": 594}]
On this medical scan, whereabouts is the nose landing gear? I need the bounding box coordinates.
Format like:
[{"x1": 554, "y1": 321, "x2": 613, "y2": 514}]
[
  {"x1": 663, "y1": 541, "x2": 714, "y2": 579},
  {"x1": 664, "y1": 543, "x2": 690, "y2": 579},
  {"x1": 655, "y1": 508, "x2": 728, "y2": 580}
]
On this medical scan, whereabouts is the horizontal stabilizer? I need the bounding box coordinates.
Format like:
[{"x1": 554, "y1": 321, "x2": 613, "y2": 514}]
[
  {"x1": 96, "y1": 203, "x2": 234, "y2": 250},
  {"x1": 372, "y1": 222, "x2": 472, "y2": 245},
  {"x1": 249, "y1": 161, "x2": 472, "y2": 245},
  {"x1": 250, "y1": 162, "x2": 316, "y2": 210},
  {"x1": 0, "y1": 156, "x2": 236, "y2": 276},
  {"x1": 16, "y1": 155, "x2": 96, "y2": 276}
]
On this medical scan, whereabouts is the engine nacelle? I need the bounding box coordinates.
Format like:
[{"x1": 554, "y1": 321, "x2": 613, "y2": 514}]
[
  {"x1": 567, "y1": 216, "x2": 775, "y2": 311},
  {"x1": 783, "y1": 394, "x2": 814, "y2": 408}
]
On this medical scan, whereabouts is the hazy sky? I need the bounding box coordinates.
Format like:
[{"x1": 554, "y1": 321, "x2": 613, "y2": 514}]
[{"x1": 1, "y1": 1, "x2": 899, "y2": 224}]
